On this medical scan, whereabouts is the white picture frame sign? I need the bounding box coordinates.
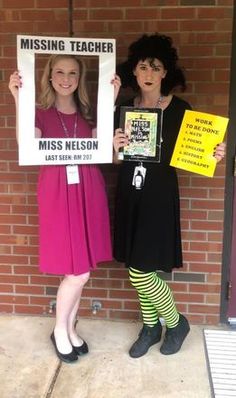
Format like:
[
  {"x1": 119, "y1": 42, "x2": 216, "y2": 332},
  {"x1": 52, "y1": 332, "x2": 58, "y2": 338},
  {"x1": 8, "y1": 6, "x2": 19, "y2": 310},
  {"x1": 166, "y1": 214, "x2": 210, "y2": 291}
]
[{"x1": 17, "y1": 35, "x2": 116, "y2": 165}]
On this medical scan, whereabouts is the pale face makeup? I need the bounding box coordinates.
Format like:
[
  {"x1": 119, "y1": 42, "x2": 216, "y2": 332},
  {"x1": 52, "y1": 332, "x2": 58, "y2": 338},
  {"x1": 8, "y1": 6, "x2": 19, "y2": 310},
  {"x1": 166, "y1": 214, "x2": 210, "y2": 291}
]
[{"x1": 133, "y1": 58, "x2": 167, "y2": 94}]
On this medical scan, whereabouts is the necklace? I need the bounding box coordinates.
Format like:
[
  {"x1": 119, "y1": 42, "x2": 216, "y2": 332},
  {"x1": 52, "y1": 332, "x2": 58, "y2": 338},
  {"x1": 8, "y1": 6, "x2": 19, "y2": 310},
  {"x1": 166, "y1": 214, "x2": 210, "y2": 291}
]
[
  {"x1": 137, "y1": 95, "x2": 164, "y2": 109},
  {"x1": 56, "y1": 109, "x2": 78, "y2": 138},
  {"x1": 157, "y1": 95, "x2": 164, "y2": 108}
]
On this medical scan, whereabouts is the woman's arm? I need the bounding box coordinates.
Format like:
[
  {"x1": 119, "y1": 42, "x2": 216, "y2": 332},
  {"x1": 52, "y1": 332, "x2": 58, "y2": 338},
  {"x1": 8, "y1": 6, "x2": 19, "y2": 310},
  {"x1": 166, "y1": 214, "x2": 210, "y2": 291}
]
[
  {"x1": 9, "y1": 71, "x2": 42, "y2": 141},
  {"x1": 111, "y1": 74, "x2": 121, "y2": 104},
  {"x1": 8, "y1": 71, "x2": 21, "y2": 143}
]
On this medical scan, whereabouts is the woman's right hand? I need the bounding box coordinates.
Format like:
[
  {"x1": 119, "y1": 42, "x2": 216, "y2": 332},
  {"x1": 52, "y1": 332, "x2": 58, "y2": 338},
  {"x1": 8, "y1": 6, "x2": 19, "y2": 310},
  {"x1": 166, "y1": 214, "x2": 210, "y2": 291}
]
[
  {"x1": 8, "y1": 71, "x2": 22, "y2": 103},
  {"x1": 113, "y1": 128, "x2": 129, "y2": 153},
  {"x1": 111, "y1": 74, "x2": 121, "y2": 104}
]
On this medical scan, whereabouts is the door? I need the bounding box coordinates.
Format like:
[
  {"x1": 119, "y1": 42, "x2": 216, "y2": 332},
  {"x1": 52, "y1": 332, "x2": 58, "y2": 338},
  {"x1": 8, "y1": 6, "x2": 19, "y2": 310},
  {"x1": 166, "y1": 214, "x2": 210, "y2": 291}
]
[
  {"x1": 227, "y1": 181, "x2": 236, "y2": 324},
  {"x1": 221, "y1": 4, "x2": 236, "y2": 324}
]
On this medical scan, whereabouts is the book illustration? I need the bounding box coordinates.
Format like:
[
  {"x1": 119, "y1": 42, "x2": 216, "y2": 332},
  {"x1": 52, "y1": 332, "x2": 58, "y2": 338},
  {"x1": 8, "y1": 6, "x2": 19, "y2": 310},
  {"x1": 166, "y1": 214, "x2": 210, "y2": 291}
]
[{"x1": 120, "y1": 107, "x2": 162, "y2": 162}]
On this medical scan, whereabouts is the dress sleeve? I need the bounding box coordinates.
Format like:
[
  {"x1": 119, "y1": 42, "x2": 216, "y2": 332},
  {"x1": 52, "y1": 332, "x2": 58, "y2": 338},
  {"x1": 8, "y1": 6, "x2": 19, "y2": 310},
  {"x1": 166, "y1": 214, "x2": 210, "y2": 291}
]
[{"x1": 35, "y1": 108, "x2": 44, "y2": 131}]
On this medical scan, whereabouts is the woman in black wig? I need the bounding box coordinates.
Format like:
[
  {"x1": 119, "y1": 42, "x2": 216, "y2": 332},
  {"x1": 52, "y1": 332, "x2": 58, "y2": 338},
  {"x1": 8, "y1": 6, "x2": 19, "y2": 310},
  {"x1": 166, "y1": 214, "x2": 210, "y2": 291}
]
[{"x1": 113, "y1": 33, "x2": 225, "y2": 358}]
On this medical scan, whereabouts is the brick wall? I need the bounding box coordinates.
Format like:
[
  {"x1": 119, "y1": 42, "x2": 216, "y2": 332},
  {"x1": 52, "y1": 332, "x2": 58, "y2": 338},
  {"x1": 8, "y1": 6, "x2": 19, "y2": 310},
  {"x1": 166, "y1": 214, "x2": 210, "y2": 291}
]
[{"x1": 0, "y1": 0, "x2": 233, "y2": 324}]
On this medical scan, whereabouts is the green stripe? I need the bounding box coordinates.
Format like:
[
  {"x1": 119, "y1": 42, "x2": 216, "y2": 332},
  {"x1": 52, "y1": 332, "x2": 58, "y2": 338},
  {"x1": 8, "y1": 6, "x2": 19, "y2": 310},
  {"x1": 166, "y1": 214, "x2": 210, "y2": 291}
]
[{"x1": 129, "y1": 267, "x2": 179, "y2": 328}]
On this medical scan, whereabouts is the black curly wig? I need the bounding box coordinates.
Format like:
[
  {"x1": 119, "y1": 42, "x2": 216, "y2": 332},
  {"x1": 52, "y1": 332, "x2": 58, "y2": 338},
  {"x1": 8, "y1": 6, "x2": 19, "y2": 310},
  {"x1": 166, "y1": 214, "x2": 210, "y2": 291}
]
[{"x1": 117, "y1": 33, "x2": 186, "y2": 95}]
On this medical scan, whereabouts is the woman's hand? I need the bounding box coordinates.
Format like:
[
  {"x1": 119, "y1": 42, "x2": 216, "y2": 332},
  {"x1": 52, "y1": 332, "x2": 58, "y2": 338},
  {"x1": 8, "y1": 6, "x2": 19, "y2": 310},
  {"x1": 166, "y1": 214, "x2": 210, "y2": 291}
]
[
  {"x1": 92, "y1": 127, "x2": 97, "y2": 138},
  {"x1": 113, "y1": 128, "x2": 129, "y2": 153},
  {"x1": 214, "y1": 142, "x2": 226, "y2": 163},
  {"x1": 8, "y1": 71, "x2": 22, "y2": 104},
  {"x1": 8, "y1": 71, "x2": 22, "y2": 143},
  {"x1": 111, "y1": 74, "x2": 121, "y2": 104}
]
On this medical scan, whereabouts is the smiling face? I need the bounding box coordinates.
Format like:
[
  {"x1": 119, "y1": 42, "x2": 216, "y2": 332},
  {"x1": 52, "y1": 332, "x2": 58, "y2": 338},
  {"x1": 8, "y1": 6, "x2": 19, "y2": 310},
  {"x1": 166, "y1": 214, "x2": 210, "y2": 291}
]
[
  {"x1": 133, "y1": 58, "x2": 167, "y2": 94},
  {"x1": 50, "y1": 57, "x2": 80, "y2": 97}
]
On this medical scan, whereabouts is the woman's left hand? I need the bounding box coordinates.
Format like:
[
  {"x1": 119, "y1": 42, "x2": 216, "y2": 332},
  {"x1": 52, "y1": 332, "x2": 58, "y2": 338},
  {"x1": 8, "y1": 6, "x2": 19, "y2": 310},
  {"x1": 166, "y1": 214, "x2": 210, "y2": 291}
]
[
  {"x1": 214, "y1": 142, "x2": 226, "y2": 162},
  {"x1": 111, "y1": 74, "x2": 121, "y2": 104}
]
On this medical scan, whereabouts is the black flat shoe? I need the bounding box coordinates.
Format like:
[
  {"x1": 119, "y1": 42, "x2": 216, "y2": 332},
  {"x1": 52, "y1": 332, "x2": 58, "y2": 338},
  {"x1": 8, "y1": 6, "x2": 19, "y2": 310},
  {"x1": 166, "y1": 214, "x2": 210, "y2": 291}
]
[
  {"x1": 72, "y1": 340, "x2": 89, "y2": 356},
  {"x1": 50, "y1": 332, "x2": 78, "y2": 363}
]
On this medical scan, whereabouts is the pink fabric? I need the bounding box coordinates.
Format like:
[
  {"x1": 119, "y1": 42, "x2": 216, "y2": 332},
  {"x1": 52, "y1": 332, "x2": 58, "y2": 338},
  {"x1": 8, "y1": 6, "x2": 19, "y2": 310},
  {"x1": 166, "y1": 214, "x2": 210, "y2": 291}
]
[{"x1": 36, "y1": 107, "x2": 112, "y2": 275}]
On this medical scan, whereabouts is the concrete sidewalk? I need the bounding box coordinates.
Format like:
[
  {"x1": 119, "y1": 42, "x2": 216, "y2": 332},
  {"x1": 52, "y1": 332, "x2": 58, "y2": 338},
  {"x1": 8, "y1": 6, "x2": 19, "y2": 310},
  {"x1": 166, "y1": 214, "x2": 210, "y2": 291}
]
[{"x1": 0, "y1": 315, "x2": 212, "y2": 398}]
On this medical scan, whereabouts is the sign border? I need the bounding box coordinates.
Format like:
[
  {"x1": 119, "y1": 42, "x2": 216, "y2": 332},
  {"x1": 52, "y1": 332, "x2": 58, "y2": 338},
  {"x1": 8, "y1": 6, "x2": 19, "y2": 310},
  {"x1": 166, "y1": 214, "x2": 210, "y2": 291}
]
[{"x1": 17, "y1": 35, "x2": 116, "y2": 165}]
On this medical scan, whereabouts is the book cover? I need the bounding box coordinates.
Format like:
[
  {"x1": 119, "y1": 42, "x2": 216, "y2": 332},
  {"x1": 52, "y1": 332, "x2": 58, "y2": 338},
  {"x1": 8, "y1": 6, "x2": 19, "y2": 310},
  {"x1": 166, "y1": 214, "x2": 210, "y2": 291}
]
[{"x1": 119, "y1": 107, "x2": 163, "y2": 163}]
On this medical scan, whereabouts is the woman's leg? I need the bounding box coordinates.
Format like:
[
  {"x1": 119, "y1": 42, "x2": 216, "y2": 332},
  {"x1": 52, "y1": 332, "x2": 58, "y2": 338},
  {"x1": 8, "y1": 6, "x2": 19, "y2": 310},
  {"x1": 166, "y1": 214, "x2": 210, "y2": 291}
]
[
  {"x1": 68, "y1": 296, "x2": 85, "y2": 347},
  {"x1": 137, "y1": 291, "x2": 159, "y2": 326},
  {"x1": 54, "y1": 272, "x2": 90, "y2": 354},
  {"x1": 129, "y1": 267, "x2": 190, "y2": 355},
  {"x1": 129, "y1": 267, "x2": 179, "y2": 327},
  {"x1": 128, "y1": 268, "x2": 162, "y2": 357}
]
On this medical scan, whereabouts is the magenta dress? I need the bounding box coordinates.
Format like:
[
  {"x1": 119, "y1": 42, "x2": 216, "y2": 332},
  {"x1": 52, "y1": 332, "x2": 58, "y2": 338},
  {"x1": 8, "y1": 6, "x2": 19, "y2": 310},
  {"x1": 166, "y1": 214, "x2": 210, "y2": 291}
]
[{"x1": 36, "y1": 107, "x2": 112, "y2": 275}]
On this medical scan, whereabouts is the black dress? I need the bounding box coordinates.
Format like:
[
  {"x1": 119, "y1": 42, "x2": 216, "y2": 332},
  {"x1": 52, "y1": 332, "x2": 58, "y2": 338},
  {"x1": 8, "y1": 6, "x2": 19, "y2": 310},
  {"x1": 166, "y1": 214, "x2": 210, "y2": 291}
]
[{"x1": 113, "y1": 95, "x2": 191, "y2": 273}]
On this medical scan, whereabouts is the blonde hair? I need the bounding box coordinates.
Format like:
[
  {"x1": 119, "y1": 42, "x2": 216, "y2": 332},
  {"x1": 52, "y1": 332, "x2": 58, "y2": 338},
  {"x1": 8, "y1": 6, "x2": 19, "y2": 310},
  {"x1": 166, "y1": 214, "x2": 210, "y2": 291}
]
[{"x1": 38, "y1": 54, "x2": 93, "y2": 124}]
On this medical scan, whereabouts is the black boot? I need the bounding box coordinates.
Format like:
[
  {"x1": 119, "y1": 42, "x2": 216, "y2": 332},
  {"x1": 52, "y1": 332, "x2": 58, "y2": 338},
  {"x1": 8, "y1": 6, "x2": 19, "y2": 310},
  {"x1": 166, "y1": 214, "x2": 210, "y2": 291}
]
[
  {"x1": 129, "y1": 320, "x2": 162, "y2": 358},
  {"x1": 160, "y1": 313, "x2": 190, "y2": 355}
]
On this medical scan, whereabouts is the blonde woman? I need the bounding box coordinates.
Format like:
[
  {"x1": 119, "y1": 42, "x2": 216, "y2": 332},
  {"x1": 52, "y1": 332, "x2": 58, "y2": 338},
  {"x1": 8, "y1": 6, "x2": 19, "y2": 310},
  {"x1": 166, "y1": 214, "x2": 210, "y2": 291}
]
[{"x1": 9, "y1": 55, "x2": 119, "y2": 363}]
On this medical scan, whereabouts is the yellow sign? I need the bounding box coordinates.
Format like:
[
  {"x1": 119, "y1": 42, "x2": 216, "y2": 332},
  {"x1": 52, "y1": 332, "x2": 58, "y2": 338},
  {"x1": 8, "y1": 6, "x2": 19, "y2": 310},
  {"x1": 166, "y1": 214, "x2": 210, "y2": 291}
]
[{"x1": 170, "y1": 110, "x2": 229, "y2": 177}]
